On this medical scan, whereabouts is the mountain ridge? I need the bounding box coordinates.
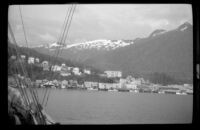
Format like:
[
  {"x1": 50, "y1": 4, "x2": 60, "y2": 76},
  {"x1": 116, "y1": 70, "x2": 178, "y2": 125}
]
[{"x1": 32, "y1": 22, "x2": 193, "y2": 84}]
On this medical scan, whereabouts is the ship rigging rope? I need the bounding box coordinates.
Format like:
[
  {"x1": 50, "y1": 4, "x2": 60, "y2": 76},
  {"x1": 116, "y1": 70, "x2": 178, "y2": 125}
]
[
  {"x1": 44, "y1": 4, "x2": 76, "y2": 107},
  {"x1": 8, "y1": 22, "x2": 40, "y2": 117},
  {"x1": 42, "y1": 4, "x2": 76, "y2": 107},
  {"x1": 18, "y1": 5, "x2": 40, "y2": 105},
  {"x1": 8, "y1": 43, "x2": 29, "y2": 106},
  {"x1": 18, "y1": 6, "x2": 47, "y2": 124},
  {"x1": 41, "y1": 5, "x2": 74, "y2": 106},
  {"x1": 8, "y1": 22, "x2": 32, "y2": 106},
  {"x1": 9, "y1": 8, "x2": 45, "y2": 124},
  {"x1": 18, "y1": 6, "x2": 41, "y2": 108}
]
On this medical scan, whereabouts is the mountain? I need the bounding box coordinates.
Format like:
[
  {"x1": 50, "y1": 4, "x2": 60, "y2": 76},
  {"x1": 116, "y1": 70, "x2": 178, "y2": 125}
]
[
  {"x1": 33, "y1": 22, "x2": 193, "y2": 84},
  {"x1": 33, "y1": 39, "x2": 134, "y2": 51},
  {"x1": 8, "y1": 41, "x2": 102, "y2": 74},
  {"x1": 149, "y1": 29, "x2": 166, "y2": 37}
]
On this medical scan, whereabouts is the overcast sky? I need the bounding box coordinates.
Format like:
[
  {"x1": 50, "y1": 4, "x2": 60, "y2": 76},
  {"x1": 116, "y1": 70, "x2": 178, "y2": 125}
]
[{"x1": 8, "y1": 4, "x2": 192, "y2": 46}]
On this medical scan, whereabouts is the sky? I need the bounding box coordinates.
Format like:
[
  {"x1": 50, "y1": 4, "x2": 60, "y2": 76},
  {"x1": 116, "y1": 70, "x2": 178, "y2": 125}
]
[{"x1": 8, "y1": 4, "x2": 192, "y2": 46}]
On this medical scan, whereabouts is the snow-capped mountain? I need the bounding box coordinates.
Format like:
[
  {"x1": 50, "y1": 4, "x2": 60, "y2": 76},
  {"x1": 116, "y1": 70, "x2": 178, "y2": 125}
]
[
  {"x1": 177, "y1": 22, "x2": 192, "y2": 32},
  {"x1": 33, "y1": 39, "x2": 134, "y2": 51},
  {"x1": 65, "y1": 39, "x2": 134, "y2": 50},
  {"x1": 33, "y1": 22, "x2": 193, "y2": 84},
  {"x1": 149, "y1": 29, "x2": 166, "y2": 37}
]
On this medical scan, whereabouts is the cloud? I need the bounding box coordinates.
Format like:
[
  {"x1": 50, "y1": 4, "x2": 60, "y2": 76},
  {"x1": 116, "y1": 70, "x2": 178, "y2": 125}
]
[
  {"x1": 39, "y1": 33, "x2": 56, "y2": 42},
  {"x1": 9, "y1": 4, "x2": 192, "y2": 45}
]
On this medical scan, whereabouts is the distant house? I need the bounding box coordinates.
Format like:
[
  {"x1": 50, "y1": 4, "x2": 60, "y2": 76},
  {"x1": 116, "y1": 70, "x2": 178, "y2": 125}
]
[
  {"x1": 84, "y1": 81, "x2": 98, "y2": 88},
  {"x1": 52, "y1": 65, "x2": 62, "y2": 72},
  {"x1": 60, "y1": 72, "x2": 71, "y2": 76},
  {"x1": 42, "y1": 61, "x2": 49, "y2": 71},
  {"x1": 35, "y1": 58, "x2": 40, "y2": 63},
  {"x1": 10, "y1": 55, "x2": 16, "y2": 60},
  {"x1": 119, "y1": 78, "x2": 127, "y2": 88},
  {"x1": 73, "y1": 67, "x2": 81, "y2": 75},
  {"x1": 104, "y1": 71, "x2": 122, "y2": 78},
  {"x1": 61, "y1": 63, "x2": 66, "y2": 67},
  {"x1": 98, "y1": 83, "x2": 114, "y2": 89},
  {"x1": 61, "y1": 80, "x2": 68, "y2": 88},
  {"x1": 67, "y1": 67, "x2": 73, "y2": 71},
  {"x1": 83, "y1": 69, "x2": 91, "y2": 75},
  {"x1": 60, "y1": 66, "x2": 71, "y2": 76},
  {"x1": 28, "y1": 57, "x2": 34, "y2": 64},
  {"x1": 20, "y1": 55, "x2": 26, "y2": 59},
  {"x1": 126, "y1": 83, "x2": 137, "y2": 90}
]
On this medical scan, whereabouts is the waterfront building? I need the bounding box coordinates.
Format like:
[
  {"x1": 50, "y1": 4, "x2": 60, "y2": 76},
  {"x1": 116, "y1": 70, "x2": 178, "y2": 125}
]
[
  {"x1": 60, "y1": 72, "x2": 71, "y2": 76},
  {"x1": 99, "y1": 83, "x2": 106, "y2": 89},
  {"x1": 28, "y1": 57, "x2": 34, "y2": 64},
  {"x1": 119, "y1": 78, "x2": 127, "y2": 88},
  {"x1": 104, "y1": 71, "x2": 122, "y2": 78},
  {"x1": 61, "y1": 80, "x2": 68, "y2": 88},
  {"x1": 84, "y1": 81, "x2": 98, "y2": 88},
  {"x1": 126, "y1": 83, "x2": 137, "y2": 90}
]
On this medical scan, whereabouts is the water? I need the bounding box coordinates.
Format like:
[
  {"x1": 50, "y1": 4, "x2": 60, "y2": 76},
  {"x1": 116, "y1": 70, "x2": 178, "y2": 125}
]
[{"x1": 32, "y1": 88, "x2": 192, "y2": 124}]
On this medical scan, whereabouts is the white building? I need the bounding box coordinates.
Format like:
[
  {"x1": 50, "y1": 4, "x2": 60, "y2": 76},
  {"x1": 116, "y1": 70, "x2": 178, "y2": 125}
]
[
  {"x1": 35, "y1": 58, "x2": 40, "y2": 63},
  {"x1": 20, "y1": 55, "x2": 26, "y2": 59},
  {"x1": 42, "y1": 61, "x2": 49, "y2": 71},
  {"x1": 11, "y1": 55, "x2": 16, "y2": 60},
  {"x1": 42, "y1": 61, "x2": 48, "y2": 66},
  {"x1": 28, "y1": 57, "x2": 34, "y2": 64},
  {"x1": 60, "y1": 72, "x2": 71, "y2": 76},
  {"x1": 104, "y1": 71, "x2": 122, "y2": 78},
  {"x1": 84, "y1": 82, "x2": 98, "y2": 88},
  {"x1": 99, "y1": 83, "x2": 106, "y2": 89},
  {"x1": 67, "y1": 67, "x2": 73, "y2": 71},
  {"x1": 61, "y1": 63, "x2": 66, "y2": 67},
  {"x1": 126, "y1": 83, "x2": 137, "y2": 90},
  {"x1": 98, "y1": 83, "x2": 120, "y2": 89},
  {"x1": 52, "y1": 65, "x2": 62, "y2": 72},
  {"x1": 84, "y1": 69, "x2": 91, "y2": 75},
  {"x1": 73, "y1": 67, "x2": 81, "y2": 75},
  {"x1": 61, "y1": 80, "x2": 68, "y2": 88}
]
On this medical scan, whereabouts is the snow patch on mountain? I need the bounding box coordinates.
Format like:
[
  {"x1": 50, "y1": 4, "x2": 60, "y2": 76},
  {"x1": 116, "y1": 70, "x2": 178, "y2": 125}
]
[
  {"x1": 65, "y1": 39, "x2": 134, "y2": 50},
  {"x1": 49, "y1": 42, "x2": 61, "y2": 48},
  {"x1": 149, "y1": 29, "x2": 166, "y2": 37}
]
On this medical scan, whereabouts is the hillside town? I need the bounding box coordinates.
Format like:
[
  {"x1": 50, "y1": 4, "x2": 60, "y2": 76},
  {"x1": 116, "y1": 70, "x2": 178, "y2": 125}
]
[{"x1": 9, "y1": 55, "x2": 193, "y2": 95}]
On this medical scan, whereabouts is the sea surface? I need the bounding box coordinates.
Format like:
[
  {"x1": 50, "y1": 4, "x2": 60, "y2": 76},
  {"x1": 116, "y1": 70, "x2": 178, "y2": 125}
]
[{"x1": 29, "y1": 88, "x2": 192, "y2": 124}]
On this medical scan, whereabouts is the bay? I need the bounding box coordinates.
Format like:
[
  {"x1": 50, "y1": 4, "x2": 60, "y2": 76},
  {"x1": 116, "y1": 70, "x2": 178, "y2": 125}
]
[{"x1": 31, "y1": 88, "x2": 192, "y2": 124}]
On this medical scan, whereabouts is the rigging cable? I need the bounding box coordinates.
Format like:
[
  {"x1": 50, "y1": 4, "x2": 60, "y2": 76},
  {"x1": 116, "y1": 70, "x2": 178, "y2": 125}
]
[
  {"x1": 44, "y1": 4, "x2": 76, "y2": 107},
  {"x1": 41, "y1": 5, "x2": 73, "y2": 106},
  {"x1": 18, "y1": 6, "x2": 46, "y2": 124},
  {"x1": 8, "y1": 22, "x2": 31, "y2": 107}
]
